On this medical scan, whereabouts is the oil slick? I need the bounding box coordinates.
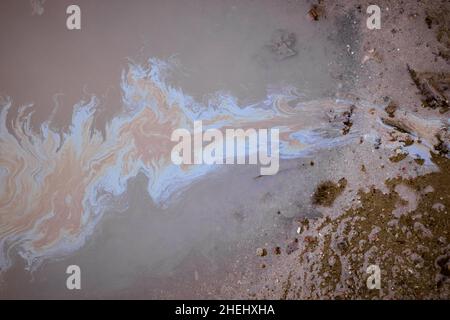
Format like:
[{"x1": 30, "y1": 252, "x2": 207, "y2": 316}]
[
  {"x1": 0, "y1": 58, "x2": 445, "y2": 273},
  {"x1": 171, "y1": 121, "x2": 280, "y2": 175}
]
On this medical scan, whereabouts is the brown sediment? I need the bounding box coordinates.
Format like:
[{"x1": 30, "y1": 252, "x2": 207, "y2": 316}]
[
  {"x1": 281, "y1": 271, "x2": 292, "y2": 300},
  {"x1": 312, "y1": 178, "x2": 347, "y2": 207},
  {"x1": 385, "y1": 101, "x2": 397, "y2": 118},
  {"x1": 342, "y1": 110, "x2": 353, "y2": 135},
  {"x1": 389, "y1": 152, "x2": 408, "y2": 163},
  {"x1": 435, "y1": 134, "x2": 449, "y2": 156},
  {"x1": 300, "y1": 153, "x2": 450, "y2": 299},
  {"x1": 240, "y1": 153, "x2": 449, "y2": 299},
  {"x1": 401, "y1": 136, "x2": 415, "y2": 147}
]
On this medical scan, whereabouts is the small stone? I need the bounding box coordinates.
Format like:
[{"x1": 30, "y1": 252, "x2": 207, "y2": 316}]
[
  {"x1": 385, "y1": 101, "x2": 397, "y2": 118},
  {"x1": 307, "y1": 5, "x2": 320, "y2": 21},
  {"x1": 256, "y1": 247, "x2": 267, "y2": 257}
]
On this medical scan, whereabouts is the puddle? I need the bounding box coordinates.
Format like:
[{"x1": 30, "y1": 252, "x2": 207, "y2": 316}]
[{"x1": 0, "y1": 0, "x2": 398, "y2": 299}]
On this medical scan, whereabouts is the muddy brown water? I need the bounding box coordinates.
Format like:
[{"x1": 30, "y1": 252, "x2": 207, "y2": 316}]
[{"x1": 0, "y1": 0, "x2": 359, "y2": 298}]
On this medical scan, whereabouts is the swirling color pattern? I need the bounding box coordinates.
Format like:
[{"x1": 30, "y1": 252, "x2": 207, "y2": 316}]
[{"x1": 0, "y1": 58, "x2": 435, "y2": 272}]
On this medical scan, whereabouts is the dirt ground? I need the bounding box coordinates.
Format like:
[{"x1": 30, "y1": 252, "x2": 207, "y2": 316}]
[{"x1": 218, "y1": 0, "x2": 450, "y2": 299}]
